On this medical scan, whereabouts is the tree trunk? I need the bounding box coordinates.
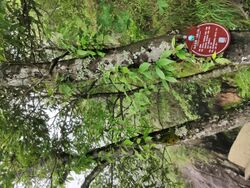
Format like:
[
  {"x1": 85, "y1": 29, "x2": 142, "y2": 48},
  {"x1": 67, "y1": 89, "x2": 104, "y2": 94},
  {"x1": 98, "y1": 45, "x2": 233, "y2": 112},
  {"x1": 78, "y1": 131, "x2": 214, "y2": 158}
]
[
  {"x1": 86, "y1": 101, "x2": 250, "y2": 161},
  {"x1": 0, "y1": 32, "x2": 250, "y2": 88}
]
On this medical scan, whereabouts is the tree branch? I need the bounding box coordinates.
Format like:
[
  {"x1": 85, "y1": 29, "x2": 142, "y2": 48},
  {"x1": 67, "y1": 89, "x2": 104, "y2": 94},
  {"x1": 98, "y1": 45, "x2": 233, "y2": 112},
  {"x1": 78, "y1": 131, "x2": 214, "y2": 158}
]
[
  {"x1": 81, "y1": 161, "x2": 109, "y2": 188},
  {"x1": 49, "y1": 51, "x2": 70, "y2": 75}
]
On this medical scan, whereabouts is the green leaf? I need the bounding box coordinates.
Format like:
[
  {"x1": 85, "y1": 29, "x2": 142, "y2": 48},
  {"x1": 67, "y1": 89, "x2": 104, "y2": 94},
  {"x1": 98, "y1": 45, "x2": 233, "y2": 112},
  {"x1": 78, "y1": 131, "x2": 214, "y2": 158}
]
[
  {"x1": 121, "y1": 67, "x2": 130, "y2": 74},
  {"x1": 128, "y1": 71, "x2": 138, "y2": 82},
  {"x1": 67, "y1": 177, "x2": 74, "y2": 181},
  {"x1": 201, "y1": 63, "x2": 213, "y2": 71},
  {"x1": 143, "y1": 144, "x2": 150, "y2": 152},
  {"x1": 142, "y1": 72, "x2": 154, "y2": 80},
  {"x1": 136, "y1": 138, "x2": 141, "y2": 144},
  {"x1": 212, "y1": 52, "x2": 217, "y2": 60},
  {"x1": 121, "y1": 148, "x2": 128, "y2": 155},
  {"x1": 175, "y1": 44, "x2": 185, "y2": 51},
  {"x1": 171, "y1": 36, "x2": 176, "y2": 49},
  {"x1": 0, "y1": 54, "x2": 6, "y2": 62},
  {"x1": 166, "y1": 76, "x2": 178, "y2": 83},
  {"x1": 76, "y1": 50, "x2": 96, "y2": 57},
  {"x1": 176, "y1": 50, "x2": 186, "y2": 60},
  {"x1": 128, "y1": 72, "x2": 143, "y2": 83},
  {"x1": 166, "y1": 66, "x2": 176, "y2": 72},
  {"x1": 166, "y1": 172, "x2": 178, "y2": 183},
  {"x1": 160, "y1": 50, "x2": 173, "y2": 58},
  {"x1": 215, "y1": 58, "x2": 231, "y2": 65},
  {"x1": 120, "y1": 76, "x2": 128, "y2": 84},
  {"x1": 139, "y1": 62, "x2": 151, "y2": 73},
  {"x1": 162, "y1": 80, "x2": 170, "y2": 91},
  {"x1": 123, "y1": 139, "x2": 134, "y2": 146},
  {"x1": 97, "y1": 51, "x2": 106, "y2": 57},
  {"x1": 120, "y1": 76, "x2": 131, "y2": 89},
  {"x1": 47, "y1": 87, "x2": 54, "y2": 96},
  {"x1": 156, "y1": 67, "x2": 166, "y2": 80},
  {"x1": 156, "y1": 58, "x2": 175, "y2": 67},
  {"x1": 144, "y1": 136, "x2": 152, "y2": 142}
]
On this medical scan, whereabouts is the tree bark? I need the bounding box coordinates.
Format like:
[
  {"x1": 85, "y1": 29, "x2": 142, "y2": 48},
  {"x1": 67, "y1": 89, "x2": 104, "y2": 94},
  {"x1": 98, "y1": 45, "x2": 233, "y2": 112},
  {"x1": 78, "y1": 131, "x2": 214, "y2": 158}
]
[
  {"x1": 1, "y1": 32, "x2": 250, "y2": 88},
  {"x1": 86, "y1": 101, "x2": 250, "y2": 161},
  {"x1": 78, "y1": 102, "x2": 250, "y2": 187},
  {"x1": 81, "y1": 161, "x2": 109, "y2": 188}
]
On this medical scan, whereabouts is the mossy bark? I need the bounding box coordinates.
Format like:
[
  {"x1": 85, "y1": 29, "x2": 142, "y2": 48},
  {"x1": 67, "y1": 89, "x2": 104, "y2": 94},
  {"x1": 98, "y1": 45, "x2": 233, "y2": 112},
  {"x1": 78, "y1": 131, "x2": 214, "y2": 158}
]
[
  {"x1": 148, "y1": 65, "x2": 250, "y2": 130},
  {"x1": 1, "y1": 32, "x2": 250, "y2": 88}
]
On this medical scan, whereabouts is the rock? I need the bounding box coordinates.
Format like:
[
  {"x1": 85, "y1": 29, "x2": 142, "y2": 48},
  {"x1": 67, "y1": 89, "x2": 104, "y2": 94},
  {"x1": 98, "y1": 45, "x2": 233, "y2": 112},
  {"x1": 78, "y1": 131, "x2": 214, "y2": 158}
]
[
  {"x1": 228, "y1": 123, "x2": 250, "y2": 180},
  {"x1": 245, "y1": 162, "x2": 250, "y2": 180}
]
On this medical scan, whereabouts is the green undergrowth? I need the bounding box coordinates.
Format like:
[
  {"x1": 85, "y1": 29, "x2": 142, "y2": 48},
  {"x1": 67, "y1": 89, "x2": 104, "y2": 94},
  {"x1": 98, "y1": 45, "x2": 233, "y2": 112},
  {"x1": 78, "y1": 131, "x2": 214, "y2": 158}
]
[
  {"x1": 234, "y1": 68, "x2": 250, "y2": 98},
  {"x1": 2, "y1": 0, "x2": 250, "y2": 63},
  {"x1": 96, "y1": 0, "x2": 249, "y2": 46},
  {"x1": 194, "y1": 0, "x2": 248, "y2": 29},
  {"x1": 45, "y1": 0, "x2": 250, "y2": 51},
  {"x1": 243, "y1": 0, "x2": 250, "y2": 12}
]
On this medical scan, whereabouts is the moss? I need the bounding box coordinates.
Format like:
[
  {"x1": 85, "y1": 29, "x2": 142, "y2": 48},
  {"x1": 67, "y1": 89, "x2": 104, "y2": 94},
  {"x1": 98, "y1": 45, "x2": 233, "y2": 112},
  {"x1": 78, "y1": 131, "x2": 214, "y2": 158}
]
[
  {"x1": 147, "y1": 68, "x2": 248, "y2": 137},
  {"x1": 200, "y1": 79, "x2": 221, "y2": 97},
  {"x1": 166, "y1": 145, "x2": 211, "y2": 166},
  {"x1": 174, "y1": 61, "x2": 204, "y2": 78},
  {"x1": 172, "y1": 90, "x2": 199, "y2": 120},
  {"x1": 162, "y1": 128, "x2": 180, "y2": 144},
  {"x1": 149, "y1": 92, "x2": 188, "y2": 129},
  {"x1": 234, "y1": 68, "x2": 250, "y2": 98},
  {"x1": 175, "y1": 80, "x2": 224, "y2": 117}
]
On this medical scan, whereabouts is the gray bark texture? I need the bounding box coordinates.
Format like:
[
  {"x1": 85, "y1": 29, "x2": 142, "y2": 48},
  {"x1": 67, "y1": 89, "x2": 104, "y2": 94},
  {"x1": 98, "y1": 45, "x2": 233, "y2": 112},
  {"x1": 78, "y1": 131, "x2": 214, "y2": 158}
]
[
  {"x1": 81, "y1": 102, "x2": 250, "y2": 188},
  {"x1": 86, "y1": 101, "x2": 250, "y2": 161},
  {"x1": 0, "y1": 32, "x2": 250, "y2": 88}
]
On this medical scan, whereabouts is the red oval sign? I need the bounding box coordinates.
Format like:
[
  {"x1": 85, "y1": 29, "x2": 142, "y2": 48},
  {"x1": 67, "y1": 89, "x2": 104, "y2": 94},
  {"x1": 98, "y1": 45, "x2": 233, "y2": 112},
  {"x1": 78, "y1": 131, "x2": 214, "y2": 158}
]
[{"x1": 186, "y1": 23, "x2": 230, "y2": 57}]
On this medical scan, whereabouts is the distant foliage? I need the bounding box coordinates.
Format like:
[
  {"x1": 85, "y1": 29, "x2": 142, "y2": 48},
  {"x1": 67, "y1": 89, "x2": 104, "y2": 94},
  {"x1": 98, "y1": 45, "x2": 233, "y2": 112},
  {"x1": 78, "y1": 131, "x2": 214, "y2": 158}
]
[{"x1": 0, "y1": 0, "x2": 249, "y2": 63}]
